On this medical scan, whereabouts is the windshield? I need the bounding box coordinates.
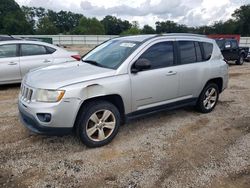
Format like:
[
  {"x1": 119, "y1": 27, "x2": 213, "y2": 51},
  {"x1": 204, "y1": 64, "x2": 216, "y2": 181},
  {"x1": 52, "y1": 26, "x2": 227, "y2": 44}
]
[{"x1": 82, "y1": 40, "x2": 140, "y2": 69}]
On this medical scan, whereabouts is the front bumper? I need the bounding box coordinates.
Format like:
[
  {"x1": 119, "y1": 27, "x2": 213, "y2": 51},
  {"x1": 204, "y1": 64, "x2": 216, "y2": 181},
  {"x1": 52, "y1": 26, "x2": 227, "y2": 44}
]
[{"x1": 18, "y1": 97, "x2": 81, "y2": 136}]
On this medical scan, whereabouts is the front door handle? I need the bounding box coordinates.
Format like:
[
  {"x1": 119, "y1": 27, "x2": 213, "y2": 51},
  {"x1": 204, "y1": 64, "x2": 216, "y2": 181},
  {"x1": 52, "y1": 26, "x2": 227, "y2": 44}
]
[
  {"x1": 43, "y1": 59, "x2": 51, "y2": 63},
  {"x1": 8, "y1": 62, "x2": 17, "y2": 65},
  {"x1": 166, "y1": 71, "x2": 177, "y2": 76}
]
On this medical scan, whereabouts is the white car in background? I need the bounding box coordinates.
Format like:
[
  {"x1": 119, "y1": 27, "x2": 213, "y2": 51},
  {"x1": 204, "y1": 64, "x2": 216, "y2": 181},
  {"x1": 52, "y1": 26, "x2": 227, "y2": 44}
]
[{"x1": 0, "y1": 40, "x2": 80, "y2": 85}]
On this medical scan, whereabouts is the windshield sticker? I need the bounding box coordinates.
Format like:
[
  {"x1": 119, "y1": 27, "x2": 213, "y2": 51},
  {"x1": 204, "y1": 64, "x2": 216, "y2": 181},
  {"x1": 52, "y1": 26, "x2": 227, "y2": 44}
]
[{"x1": 120, "y1": 43, "x2": 136, "y2": 48}]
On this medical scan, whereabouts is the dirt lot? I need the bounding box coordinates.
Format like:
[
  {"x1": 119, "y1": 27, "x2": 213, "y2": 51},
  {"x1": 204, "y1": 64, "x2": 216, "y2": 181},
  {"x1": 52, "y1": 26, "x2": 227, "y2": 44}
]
[{"x1": 0, "y1": 61, "x2": 250, "y2": 188}]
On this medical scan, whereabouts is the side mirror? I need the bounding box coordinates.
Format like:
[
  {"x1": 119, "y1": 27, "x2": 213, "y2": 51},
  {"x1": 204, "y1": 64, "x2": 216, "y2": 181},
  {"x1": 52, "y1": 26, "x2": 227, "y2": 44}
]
[{"x1": 131, "y1": 58, "x2": 151, "y2": 73}]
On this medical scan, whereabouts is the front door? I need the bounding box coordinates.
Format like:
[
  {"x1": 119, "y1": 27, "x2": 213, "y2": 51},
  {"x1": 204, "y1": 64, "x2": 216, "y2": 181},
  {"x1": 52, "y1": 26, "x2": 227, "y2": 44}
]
[{"x1": 130, "y1": 41, "x2": 179, "y2": 111}]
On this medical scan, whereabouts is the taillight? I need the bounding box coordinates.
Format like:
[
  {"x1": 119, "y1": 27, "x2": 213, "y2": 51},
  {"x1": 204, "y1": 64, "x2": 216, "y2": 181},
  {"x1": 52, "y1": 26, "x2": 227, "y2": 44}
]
[{"x1": 71, "y1": 55, "x2": 81, "y2": 61}]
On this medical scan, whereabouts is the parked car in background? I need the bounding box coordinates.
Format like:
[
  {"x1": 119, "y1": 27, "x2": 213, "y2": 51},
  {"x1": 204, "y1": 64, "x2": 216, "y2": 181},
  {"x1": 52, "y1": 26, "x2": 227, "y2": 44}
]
[
  {"x1": 19, "y1": 34, "x2": 228, "y2": 147},
  {"x1": 215, "y1": 38, "x2": 249, "y2": 65},
  {"x1": 0, "y1": 40, "x2": 80, "y2": 85}
]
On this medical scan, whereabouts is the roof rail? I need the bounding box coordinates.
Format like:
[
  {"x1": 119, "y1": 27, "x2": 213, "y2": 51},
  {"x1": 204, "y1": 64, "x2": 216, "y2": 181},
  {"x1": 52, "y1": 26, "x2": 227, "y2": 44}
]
[{"x1": 157, "y1": 33, "x2": 207, "y2": 38}]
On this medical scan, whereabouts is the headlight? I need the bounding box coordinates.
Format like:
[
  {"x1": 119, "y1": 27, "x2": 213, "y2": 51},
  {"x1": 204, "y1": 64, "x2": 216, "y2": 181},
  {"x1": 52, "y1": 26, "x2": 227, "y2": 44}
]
[{"x1": 36, "y1": 89, "x2": 65, "y2": 102}]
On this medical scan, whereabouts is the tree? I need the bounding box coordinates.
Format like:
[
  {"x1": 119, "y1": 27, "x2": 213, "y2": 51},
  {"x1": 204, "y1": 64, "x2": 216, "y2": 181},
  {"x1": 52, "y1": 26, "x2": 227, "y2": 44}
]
[
  {"x1": 101, "y1": 15, "x2": 131, "y2": 35},
  {"x1": 36, "y1": 17, "x2": 58, "y2": 34},
  {"x1": 156, "y1": 21, "x2": 189, "y2": 33},
  {"x1": 48, "y1": 10, "x2": 83, "y2": 34},
  {"x1": 142, "y1": 25, "x2": 155, "y2": 34},
  {"x1": 0, "y1": 0, "x2": 32, "y2": 34},
  {"x1": 121, "y1": 21, "x2": 141, "y2": 35},
  {"x1": 232, "y1": 5, "x2": 250, "y2": 36},
  {"x1": 73, "y1": 17, "x2": 105, "y2": 35}
]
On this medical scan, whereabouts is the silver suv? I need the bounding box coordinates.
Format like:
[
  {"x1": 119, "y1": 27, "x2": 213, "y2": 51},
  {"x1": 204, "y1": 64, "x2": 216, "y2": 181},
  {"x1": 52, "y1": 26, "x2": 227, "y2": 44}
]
[{"x1": 18, "y1": 34, "x2": 228, "y2": 147}]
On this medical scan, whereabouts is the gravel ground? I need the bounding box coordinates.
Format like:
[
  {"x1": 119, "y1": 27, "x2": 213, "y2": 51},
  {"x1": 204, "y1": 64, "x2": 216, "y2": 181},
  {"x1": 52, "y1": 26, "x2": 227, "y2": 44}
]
[{"x1": 0, "y1": 61, "x2": 250, "y2": 188}]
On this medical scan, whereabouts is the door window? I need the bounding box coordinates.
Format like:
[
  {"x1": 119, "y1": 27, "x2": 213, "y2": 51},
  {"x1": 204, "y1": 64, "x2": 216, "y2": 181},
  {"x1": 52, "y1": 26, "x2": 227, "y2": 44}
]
[
  {"x1": 178, "y1": 41, "x2": 196, "y2": 64},
  {"x1": 231, "y1": 40, "x2": 238, "y2": 49},
  {"x1": 0, "y1": 44, "x2": 17, "y2": 58},
  {"x1": 202, "y1": 42, "x2": 213, "y2": 61},
  {"x1": 21, "y1": 44, "x2": 47, "y2": 56},
  {"x1": 139, "y1": 41, "x2": 174, "y2": 69}
]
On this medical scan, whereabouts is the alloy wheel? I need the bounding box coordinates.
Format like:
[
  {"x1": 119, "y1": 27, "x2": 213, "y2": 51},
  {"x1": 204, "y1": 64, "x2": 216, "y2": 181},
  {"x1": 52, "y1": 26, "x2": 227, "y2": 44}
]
[{"x1": 86, "y1": 110, "x2": 116, "y2": 142}]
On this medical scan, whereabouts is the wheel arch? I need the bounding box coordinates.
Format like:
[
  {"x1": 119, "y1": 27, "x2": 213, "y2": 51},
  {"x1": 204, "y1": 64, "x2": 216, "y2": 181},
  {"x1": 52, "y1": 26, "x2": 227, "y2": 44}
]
[
  {"x1": 204, "y1": 77, "x2": 223, "y2": 93},
  {"x1": 73, "y1": 94, "x2": 125, "y2": 129}
]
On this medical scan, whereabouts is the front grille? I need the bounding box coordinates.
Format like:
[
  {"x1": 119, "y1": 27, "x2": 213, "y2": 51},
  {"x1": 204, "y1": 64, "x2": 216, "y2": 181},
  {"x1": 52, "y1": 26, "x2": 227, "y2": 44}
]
[{"x1": 20, "y1": 84, "x2": 33, "y2": 102}]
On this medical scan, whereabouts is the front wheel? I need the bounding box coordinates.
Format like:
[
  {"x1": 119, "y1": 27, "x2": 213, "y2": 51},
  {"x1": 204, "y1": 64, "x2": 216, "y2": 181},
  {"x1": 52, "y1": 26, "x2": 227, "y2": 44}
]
[
  {"x1": 196, "y1": 83, "x2": 219, "y2": 113},
  {"x1": 236, "y1": 54, "x2": 245, "y2": 65},
  {"x1": 76, "y1": 100, "x2": 121, "y2": 147}
]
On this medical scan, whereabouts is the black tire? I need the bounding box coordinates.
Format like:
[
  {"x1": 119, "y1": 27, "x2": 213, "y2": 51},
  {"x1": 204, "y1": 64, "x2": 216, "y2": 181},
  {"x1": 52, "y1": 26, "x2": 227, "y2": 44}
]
[
  {"x1": 75, "y1": 100, "x2": 121, "y2": 148},
  {"x1": 236, "y1": 53, "x2": 245, "y2": 65},
  {"x1": 196, "y1": 83, "x2": 219, "y2": 113}
]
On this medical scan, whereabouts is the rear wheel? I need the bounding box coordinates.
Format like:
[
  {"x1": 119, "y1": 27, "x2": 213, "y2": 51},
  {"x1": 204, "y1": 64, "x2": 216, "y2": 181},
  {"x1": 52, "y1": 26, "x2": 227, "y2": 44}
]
[
  {"x1": 196, "y1": 83, "x2": 219, "y2": 113},
  {"x1": 76, "y1": 100, "x2": 120, "y2": 147},
  {"x1": 236, "y1": 54, "x2": 245, "y2": 65}
]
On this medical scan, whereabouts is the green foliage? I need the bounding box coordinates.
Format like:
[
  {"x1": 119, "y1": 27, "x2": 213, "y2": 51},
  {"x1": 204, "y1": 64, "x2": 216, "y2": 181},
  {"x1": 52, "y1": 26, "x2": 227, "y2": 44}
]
[
  {"x1": 1, "y1": 2, "x2": 250, "y2": 36},
  {"x1": 232, "y1": 5, "x2": 250, "y2": 36},
  {"x1": 142, "y1": 25, "x2": 155, "y2": 34},
  {"x1": 101, "y1": 15, "x2": 131, "y2": 35},
  {"x1": 156, "y1": 21, "x2": 189, "y2": 33},
  {"x1": 36, "y1": 17, "x2": 58, "y2": 34},
  {"x1": 121, "y1": 21, "x2": 141, "y2": 35},
  {"x1": 0, "y1": 0, "x2": 33, "y2": 34},
  {"x1": 73, "y1": 17, "x2": 105, "y2": 35}
]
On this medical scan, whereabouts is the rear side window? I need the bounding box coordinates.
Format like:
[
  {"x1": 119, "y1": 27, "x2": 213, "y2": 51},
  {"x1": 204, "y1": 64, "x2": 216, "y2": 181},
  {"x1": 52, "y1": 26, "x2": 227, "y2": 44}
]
[
  {"x1": 21, "y1": 44, "x2": 47, "y2": 56},
  {"x1": 231, "y1": 40, "x2": 237, "y2": 48},
  {"x1": 0, "y1": 44, "x2": 17, "y2": 58},
  {"x1": 139, "y1": 41, "x2": 174, "y2": 69},
  {"x1": 46, "y1": 46, "x2": 56, "y2": 54},
  {"x1": 202, "y1": 42, "x2": 213, "y2": 61},
  {"x1": 178, "y1": 41, "x2": 196, "y2": 64}
]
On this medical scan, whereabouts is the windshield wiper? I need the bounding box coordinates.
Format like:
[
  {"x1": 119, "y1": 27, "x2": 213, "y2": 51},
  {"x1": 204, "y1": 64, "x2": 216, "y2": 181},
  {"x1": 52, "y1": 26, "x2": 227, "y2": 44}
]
[{"x1": 82, "y1": 60, "x2": 105, "y2": 68}]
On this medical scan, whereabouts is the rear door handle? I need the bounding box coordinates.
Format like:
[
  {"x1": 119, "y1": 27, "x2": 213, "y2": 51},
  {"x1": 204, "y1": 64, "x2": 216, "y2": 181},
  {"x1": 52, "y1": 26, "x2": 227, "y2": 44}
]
[
  {"x1": 166, "y1": 71, "x2": 177, "y2": 76},
  {"x1": 8, "y1": 62, "x2": 17, "y2": 65},
  {"x1": 43, "y1": 59, "x2": 51, "y2": 63}
]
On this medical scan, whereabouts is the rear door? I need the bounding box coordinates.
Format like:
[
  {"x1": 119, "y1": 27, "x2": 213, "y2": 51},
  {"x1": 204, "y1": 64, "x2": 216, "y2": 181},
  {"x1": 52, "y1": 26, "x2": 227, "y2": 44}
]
[
  {"x1": 176, "y1": 40, "x2": 212, "y2": 98},
  {"x1": 19, "y1": 44, "x2": 54, "y2": 78},
  {"x1": 0, "y1": 44, "x2": 21, "y2": 84}
]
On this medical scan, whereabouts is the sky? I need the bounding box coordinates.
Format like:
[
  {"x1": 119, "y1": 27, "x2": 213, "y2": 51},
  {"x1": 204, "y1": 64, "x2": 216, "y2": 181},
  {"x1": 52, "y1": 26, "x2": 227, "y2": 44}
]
[{"x1": 16, "y1": 0, "x2": 250, "y2": 27}]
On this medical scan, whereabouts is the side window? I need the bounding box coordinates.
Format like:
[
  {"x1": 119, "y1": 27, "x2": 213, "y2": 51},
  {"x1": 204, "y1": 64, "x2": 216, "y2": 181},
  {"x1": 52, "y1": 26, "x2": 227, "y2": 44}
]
[
  {"x1": 21, "y1": 44, "x2": 47, "y2": 56},
  {"x1": 0, "y1": 44, "x2": 17, "y2": 58},
  {"x1": 178, "y1": 41, "x2": 196, "y2": 64},
  {"x1": 231, "y1": 40, "x2": 237, "y2": 49},
  {"x1": 225, "y1": 41, "x2": 231, "y2": 48},
  {"x1": 139, "y1": 41, "x2": 174, "y2": 69},
  {"x1": 46, "y1": 46, "x2": 56, "y2": 54},
  {"x1": 195, "y1": 42, "x2": 203, "y2": 62},
  {"x1": 202, "y1": 42, "x2": 213, "y2": 61}
]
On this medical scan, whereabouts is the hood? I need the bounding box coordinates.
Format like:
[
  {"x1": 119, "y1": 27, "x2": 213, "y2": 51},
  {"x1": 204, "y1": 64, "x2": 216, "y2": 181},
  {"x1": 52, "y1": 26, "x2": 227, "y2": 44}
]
[{"x1": 24, "y1": 62, "x2": 116, "y2": 89}]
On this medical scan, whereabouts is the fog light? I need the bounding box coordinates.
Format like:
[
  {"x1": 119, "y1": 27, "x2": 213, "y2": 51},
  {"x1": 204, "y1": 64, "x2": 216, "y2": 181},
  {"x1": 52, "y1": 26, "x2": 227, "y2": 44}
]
[{"x1": 37, "y1": 113, "x2": 51, "y2": 123}]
